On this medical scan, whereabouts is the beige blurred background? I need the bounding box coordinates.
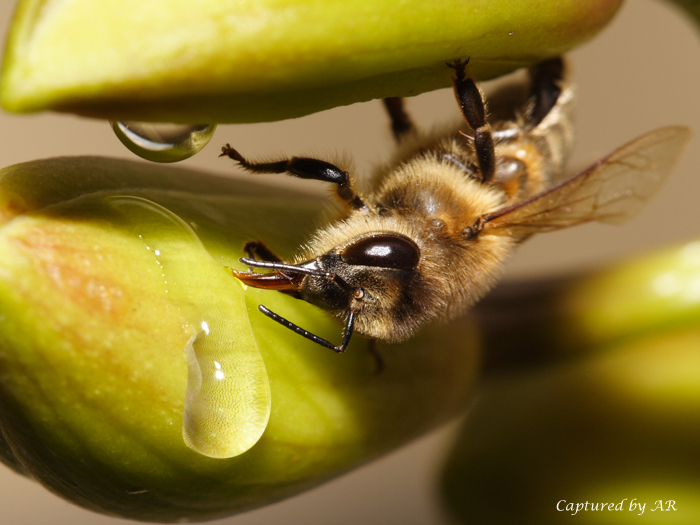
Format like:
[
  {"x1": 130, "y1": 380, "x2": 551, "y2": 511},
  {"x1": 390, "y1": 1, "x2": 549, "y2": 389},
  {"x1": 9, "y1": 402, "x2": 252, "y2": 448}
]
[{"x1": 1, "y1": 1, "x2": 699, "y2": 524}]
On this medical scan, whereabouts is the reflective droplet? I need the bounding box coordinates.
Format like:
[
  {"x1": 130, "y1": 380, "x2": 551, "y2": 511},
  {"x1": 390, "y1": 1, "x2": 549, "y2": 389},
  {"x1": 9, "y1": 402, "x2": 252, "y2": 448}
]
[
  {"x1": 111, "y1": 122, "x2": 217, "y2": 163},
  {"x1": 103, "y1": 195, "x2": 271, "y2": 458}
]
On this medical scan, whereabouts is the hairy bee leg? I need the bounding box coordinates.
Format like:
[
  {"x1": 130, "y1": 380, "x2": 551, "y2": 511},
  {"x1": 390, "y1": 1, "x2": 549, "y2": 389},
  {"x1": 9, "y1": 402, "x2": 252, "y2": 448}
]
[
  {"x1": 258, "y1": 305, "x2": 355, "y2": 353},
  {"x1": 448, "y1": 59, "x2": 495, "y2": 184},
  {"x1": 220, "y1": 145, "x2": 367, "y2": 211},
  {"x1": 243, "y1": 240, "x2": 283, "y2": 263},
  {"x1": 383, "y1": 97, "x2": 416, "y2": 142},
  {"x1": 243, "y1": 240, "x2": 284, "y2": 273},
  {"x1": 527, "y1": 57, "x2": 565, "y2": 128}
]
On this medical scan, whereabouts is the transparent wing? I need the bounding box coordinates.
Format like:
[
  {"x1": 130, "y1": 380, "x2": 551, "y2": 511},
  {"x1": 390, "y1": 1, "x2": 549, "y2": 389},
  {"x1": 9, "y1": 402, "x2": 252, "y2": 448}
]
[{"x1": 483, "y1": 126, "x2": 691, "y2": 238}]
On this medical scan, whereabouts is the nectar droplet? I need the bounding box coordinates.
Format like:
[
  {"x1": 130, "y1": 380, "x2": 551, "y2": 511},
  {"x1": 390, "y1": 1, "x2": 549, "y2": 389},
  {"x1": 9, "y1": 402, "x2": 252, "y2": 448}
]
[{"x1": 111, "y1": 122, "x2": 217, "y2": 163}]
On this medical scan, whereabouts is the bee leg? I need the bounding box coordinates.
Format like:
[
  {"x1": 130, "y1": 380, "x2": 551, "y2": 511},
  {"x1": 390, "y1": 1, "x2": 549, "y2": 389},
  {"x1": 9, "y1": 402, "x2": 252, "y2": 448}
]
[
  {"x1": 243, "y1": 240, "x2": 283, "y2": 263},
  {"x1": 447, "y1": 59, "x2": 495, "y2": 184},
  {"x1": 527, "y1": 57, "x2": 565, "y2": 128},
  {"x1": 382, "y1": 97, "x2": 416, "y2": 143},
  {"x1": 258, "y1": 305, "x2": 355, "y2": 353},
  {"x1": 220, "y1": 144, "x2": 367, "y2": 211}
]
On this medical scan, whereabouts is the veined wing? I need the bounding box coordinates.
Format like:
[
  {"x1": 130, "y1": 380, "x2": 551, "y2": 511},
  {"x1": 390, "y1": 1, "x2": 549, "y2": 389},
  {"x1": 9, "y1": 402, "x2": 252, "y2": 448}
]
[{"x1": 482, "y1": 126, "x2": 691, "y2": 238}]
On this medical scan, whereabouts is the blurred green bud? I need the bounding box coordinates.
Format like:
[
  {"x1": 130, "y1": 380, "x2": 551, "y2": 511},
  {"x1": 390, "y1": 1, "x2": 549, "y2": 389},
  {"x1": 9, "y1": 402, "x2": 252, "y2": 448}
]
[
  {"x1": 442, "y1": 241, "x2": 700, "y2": 524},
  {"x1": 473, "y1": 241, "x2": 700, "y2": 369},
  {"x1": 0, "y1": 0, "x2": 623, "y2": 123},
  {"x1": 0, "y1": 157, "x2": 479, "y2": 521}
]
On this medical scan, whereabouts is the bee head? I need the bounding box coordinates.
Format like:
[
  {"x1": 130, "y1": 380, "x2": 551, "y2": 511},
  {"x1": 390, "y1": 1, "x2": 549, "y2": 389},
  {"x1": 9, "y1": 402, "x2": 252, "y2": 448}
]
[
  {"x1": 298, "y1": 233, "x2": 428, "y2": 341},
  {"x1": 233, "y1": 232, "x2": 434, "y2": 342}
]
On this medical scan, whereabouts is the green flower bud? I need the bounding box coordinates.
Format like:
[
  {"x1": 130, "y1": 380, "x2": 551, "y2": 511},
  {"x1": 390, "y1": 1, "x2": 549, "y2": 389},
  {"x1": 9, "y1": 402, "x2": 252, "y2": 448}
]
[
  {"x1": 0, "y1": 157, "x2": 479, "y2": 521},
  {"x1": 0, "y1": 0, "x2": 623, "y2": 123},
  {"x1": 442, "y1": 241, "x2": 700, "y2": 523},
  {"x1": 474, "y1": 242, "x2": 700, "y2": 369}
]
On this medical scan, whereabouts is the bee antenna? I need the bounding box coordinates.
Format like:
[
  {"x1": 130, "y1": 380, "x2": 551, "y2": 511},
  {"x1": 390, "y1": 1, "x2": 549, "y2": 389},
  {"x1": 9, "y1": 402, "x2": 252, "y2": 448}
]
[{"x1": 258, "y1": 305, "x2": 355, "y2": 353}]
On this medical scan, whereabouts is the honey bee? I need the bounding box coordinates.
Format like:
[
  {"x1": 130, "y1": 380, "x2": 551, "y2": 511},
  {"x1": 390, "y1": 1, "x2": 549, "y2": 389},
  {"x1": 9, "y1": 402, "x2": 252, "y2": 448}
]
[{"x1": 220, "y1": 57, "x2": 690, "y2": 352}]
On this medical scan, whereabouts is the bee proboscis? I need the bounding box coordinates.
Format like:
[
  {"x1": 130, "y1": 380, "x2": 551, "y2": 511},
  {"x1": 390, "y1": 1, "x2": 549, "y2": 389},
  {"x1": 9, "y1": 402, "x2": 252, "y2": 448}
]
[{"x1": 221, "y1": 57, "x2": 690, "y2": 352}]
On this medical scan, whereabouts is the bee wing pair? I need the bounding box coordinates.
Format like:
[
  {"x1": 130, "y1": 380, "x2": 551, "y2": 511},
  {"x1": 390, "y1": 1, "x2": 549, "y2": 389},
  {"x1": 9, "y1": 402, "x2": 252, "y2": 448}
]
[{"x1": 482, "y1": 126, "x2": 691, "y2": 238}]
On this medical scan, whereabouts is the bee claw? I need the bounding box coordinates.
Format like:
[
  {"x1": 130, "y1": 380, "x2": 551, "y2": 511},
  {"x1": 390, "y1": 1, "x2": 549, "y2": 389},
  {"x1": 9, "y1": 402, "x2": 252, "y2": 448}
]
[
  {"x1": 220, "y1": 143, "x2": 245, "y2": 164},
  {"x1": 446, "y1": 57, "x2": 471, "y2": 76}
]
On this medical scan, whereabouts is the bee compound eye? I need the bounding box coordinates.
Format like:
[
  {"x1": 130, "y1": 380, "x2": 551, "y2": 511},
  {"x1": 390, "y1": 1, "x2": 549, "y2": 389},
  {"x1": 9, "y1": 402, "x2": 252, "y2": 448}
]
[{"x1": 340, "y1": 234, "x2": 420, "y2": 270}]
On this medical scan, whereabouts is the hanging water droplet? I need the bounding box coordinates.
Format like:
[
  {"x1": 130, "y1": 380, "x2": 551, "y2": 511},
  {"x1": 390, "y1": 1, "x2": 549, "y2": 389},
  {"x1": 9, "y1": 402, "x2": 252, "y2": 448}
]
[
  {"x1": 111, "y1": 122, "x2": 217, "y2": 163},
  {"x1": 103, "y1": 195, "x2": 271, "y2": 458}
]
